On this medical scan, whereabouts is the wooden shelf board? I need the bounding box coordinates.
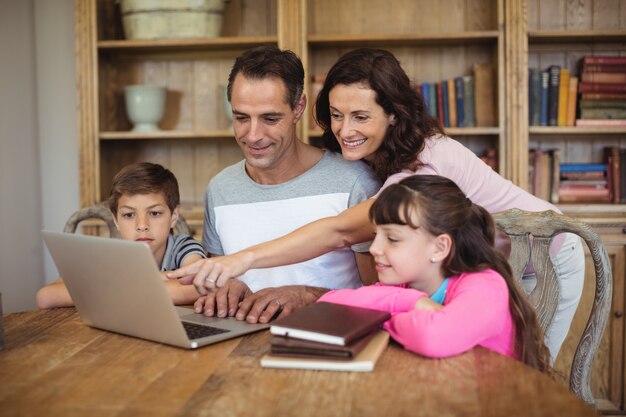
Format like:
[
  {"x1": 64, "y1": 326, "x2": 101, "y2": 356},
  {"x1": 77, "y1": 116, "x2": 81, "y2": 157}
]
[
  {"x1": 307, "y1": 127, "x2": 500, "y2": 137},
  {"x1": 529, "y1": 126, "x2": 626, "y2": 135},
  {"x1": 98, "y1": 36, "x2": 278, "y2": 52},
  {"x1": 308, "y1": 31, "x2": 499, "y2": 47},
  {"x1": 528, "y1": 29, "x2": 626, "y2": 43},
  {"x1": 100, "y1": 130, "x2": 233, "y2": 140}
]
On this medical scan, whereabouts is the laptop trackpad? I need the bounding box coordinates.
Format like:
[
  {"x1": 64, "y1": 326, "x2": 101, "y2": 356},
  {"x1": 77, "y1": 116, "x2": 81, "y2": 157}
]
[{"x1": 176, "y1": 307, "x2": 269, "y2": 331}]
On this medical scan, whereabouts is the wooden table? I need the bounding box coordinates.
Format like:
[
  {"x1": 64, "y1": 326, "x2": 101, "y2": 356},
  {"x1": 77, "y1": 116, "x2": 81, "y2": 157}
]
[{"x1": 0, "y1": 309, "x2": 598, "y2": 417}]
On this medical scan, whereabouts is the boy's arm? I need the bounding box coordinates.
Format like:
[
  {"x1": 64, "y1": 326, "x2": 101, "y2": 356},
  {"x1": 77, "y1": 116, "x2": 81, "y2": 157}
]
[
  {"x1": 36, "y1": 278, "x2": 74, "y2": 309},
  {"x1": 163, "y1": 253, "x2": 203, "y2": 305}
]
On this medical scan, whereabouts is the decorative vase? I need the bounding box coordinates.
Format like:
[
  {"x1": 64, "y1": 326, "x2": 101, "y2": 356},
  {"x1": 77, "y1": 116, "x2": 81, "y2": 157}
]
[
  {"x1": 121, "y1": 0, "x2": 228, "y2": 40},
  {"x1": 124, "y1": 85, "x2": 167, "y2": 132}
]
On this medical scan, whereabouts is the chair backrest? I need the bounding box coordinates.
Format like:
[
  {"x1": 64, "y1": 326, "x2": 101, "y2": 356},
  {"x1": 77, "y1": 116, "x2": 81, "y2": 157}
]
[
  {"x1": 493, "y1": 208, "x2": 612, "y2": 407},
  {"x1": 63, "y1": 202, "x2": 192, "y2": 237}
]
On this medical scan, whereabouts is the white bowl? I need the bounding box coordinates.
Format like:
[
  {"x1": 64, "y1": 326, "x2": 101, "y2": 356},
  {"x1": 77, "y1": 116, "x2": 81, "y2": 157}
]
[{"x1": 124, "y1": 85, "x2": 167, "y2": 132}]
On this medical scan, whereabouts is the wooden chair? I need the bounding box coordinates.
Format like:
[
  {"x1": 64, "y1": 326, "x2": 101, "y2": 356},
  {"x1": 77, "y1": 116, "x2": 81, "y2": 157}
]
[
  {"x1": 63, "y1": 202, "x2": 192, "y2": 237},
  {"x1": 493, "y1": 208, "x2": 612, "y2": 407}
]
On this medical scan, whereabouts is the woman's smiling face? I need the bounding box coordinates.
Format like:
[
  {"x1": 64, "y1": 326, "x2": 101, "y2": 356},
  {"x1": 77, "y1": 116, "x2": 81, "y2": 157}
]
[{"x1": 328, "y1": 83, "x2": 395, "y2": 162}]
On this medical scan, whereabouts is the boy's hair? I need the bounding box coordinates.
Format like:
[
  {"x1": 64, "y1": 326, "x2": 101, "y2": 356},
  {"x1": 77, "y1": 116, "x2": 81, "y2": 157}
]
[
  {"x1": 314, "y1": 48, "x2": 443, "y2": 182},
  {"x1": 108, "y1": 162, "x2": 180, "y2": 216},
  {"x1": 370, "y1": 174, "x2": 553, "y2": 375},
  {"x1": 226, "y1": 44, "x2": 304, "y2": 110}
]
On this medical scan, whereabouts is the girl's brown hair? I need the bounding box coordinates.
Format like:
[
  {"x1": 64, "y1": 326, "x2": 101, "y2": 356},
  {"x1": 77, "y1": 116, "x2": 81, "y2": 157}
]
[
  {"x1": 314, "y1": 48, "x2": 443, "y2": 182},
  {"x1": 370, "y1": 175, "x2": 552, "y2": 374}
]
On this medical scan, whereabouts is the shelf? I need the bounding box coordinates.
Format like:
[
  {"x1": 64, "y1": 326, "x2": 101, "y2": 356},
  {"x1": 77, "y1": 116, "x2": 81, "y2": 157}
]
[
  {"x1": 100, "y1": 130, "x2": 234, "y2": 140},
  {"x1": 98, "y1": 36, "x2": 278, "y2": 52},
  {"x1": 528, "y1": 29, "x2": 626, "y2": 44},
  {"x1": 307, "y1": 127, "x2": 501, "y2": 138},
  {"x1": 308, "y1": 31, "x2": 499, "y2": 47},
  {"x1": 529, "y1": 126, "x2": 626, "y2": 135}
]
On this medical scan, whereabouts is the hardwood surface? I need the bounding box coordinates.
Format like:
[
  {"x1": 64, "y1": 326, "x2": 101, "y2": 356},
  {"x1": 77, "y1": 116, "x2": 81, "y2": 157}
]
[{"x1": 0, "y1": 309, "x2": 598, "y2": 417}]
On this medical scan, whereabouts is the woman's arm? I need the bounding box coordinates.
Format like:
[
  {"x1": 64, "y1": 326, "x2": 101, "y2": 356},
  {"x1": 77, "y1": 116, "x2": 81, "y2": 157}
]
[{"x1": 167, "y1": 198, "x2": 376, "y2": 294}]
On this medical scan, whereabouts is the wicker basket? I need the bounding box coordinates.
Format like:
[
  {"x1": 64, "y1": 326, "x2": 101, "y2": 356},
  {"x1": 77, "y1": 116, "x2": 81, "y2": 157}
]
[{"x1": 121, "y1": 0, "x2": 227, "y2": 39}]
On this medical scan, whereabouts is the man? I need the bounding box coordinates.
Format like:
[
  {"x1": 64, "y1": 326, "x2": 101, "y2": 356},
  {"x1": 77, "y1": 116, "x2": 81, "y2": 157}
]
[{"x1": 169, "y1": 45, "x2": 380, "y2": 323}]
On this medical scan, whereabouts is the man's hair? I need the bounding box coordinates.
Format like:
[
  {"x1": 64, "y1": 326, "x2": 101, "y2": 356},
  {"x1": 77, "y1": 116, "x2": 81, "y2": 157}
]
[
  {"x1": 226, "y1": 44, "x2": 304, "y2": 110},
  {"x1": 108, "y1": 162, "x2": 180, "y2": 216}
]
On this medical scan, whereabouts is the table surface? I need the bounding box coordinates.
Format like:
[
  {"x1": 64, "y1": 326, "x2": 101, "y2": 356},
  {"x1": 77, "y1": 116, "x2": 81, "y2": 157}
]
[{"x1": 0, "y1": 308, "x2": 598, "y2": 417}]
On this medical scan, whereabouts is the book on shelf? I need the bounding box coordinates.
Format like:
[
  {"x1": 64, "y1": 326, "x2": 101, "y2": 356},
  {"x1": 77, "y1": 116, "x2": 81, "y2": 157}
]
[
  {"x1": 621, "y1": 148, "x2": 626, "y2": 203},
  {"x1": 582, "y1": 64, "x2": 626, "y2": 73},
  {"x1": 557, "y1": 69, "x2": 570, "y2": 127},
  {"x1": 582, "y1": 56, "x2": 626, "y2": 66},
  {"x1": 558, "y1": 162, "x2": 610, "y2": 203},
  {"x1": 581, "y1": 72, "x2": 626, "y2": 84},
  {"x1": 560, "y1": 163, "x2": 608, "y2": 173},
  {"x1": 447, "y1": 78, "x2": 457, "y2": 128},
  {"x1": 566, "y1": 76, "x2": 579, "y2": 127},
  {"x1": 558, "y1": 187, "x2": 611, "y2": 203},
  {"x1": 420, "y1": 84, "x2": 430, "y2": 115},
  {"x1": 548, "y1": 65, "x2": 561, "y2": 126},
  {"x1": 582, "y1": 92, "x2": 626, "y2": 100},
  {"x1": 604, "y1": 146, "x2": 621, "y2": 203},
  {"x1": 260, "y1": 330, "x2": 389, "y2": 372},
  {"x1": 437, "y1": 82, "x2": 445, "y2": 126},
  {"x1": 579, "y1": 99, "x2": 626, "y2": 108},
  {"x1": 580, "y1": 107, "x2": 626, "y2": 119},
  {"x1": 531, "y1": 148, "x2": 559, "y2": 203},
  {"x1": 575, "y1": 119, "x2": 626, "y2": 126},
  {"x1": 454, "y1": 76, "x2": 465, "y2": 127},
  {"x1": 579, "y1": 82, "x2": 626, "y2": 94},
  {"x1": 462, "y1": 75, "x2": 476, "y2": 127},
  {"x1": 428, "y1": 83, "x2": 437, "y2": 119},
  {"x1": 441, "y1": 81, "x2": 450, "y2": 127},
  {"x1": 269, "y1": 302, "x2": 391, "y2": 346},
  {"x1": 539, "y1": 70, "x2": 550, "y2": 126},
  {"x1": 529, "y1": 68, "x2": 541, "y2": 126},
  {"x1": 474, "y1": 63, "x2": 496, "y2": 127}
]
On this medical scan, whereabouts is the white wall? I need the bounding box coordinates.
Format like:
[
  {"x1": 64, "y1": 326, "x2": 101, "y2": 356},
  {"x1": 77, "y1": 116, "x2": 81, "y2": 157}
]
[{"x1": 0, "y1": 0, "x2": 78, "y2": 313}]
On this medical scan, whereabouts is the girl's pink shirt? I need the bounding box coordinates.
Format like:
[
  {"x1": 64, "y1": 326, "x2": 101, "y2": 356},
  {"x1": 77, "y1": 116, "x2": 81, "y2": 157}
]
[
  {"x1": 318, "y1": 269, "x2": 517, "y2": 359},
  {"x1": 377, "y1": 135, "x2": 564, "y2": 256}
]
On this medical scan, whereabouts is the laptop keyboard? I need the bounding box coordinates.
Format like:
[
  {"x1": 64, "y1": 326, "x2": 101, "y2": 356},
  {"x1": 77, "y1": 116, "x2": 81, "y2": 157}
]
[{"x1": 182, "y1": 321, "x2": 231, "y2": 340}]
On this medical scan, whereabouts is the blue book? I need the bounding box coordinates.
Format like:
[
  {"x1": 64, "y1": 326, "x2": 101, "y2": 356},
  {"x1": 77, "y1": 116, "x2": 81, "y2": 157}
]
[
  {"x1": 441, "y1": 81, "x2": 450, "y2": 127},
  {"x1": 539, "y1": 70, "x2": 549, "y2": 126},
  {"x1": 428, "y1": 83, "x2": 437, "y2": 118},
  {"x1": 529, "y1": 68, "x2": 541, "y2": 126},
  {"x1": 421, "y1": 84, "x2": 430, "y2": 114},
  {"x1": 560, "y1": 163, "x2": 608, "y2": 172},
  {"x1": 454, "y1": 76, "x2": 465, "y2": 128}
]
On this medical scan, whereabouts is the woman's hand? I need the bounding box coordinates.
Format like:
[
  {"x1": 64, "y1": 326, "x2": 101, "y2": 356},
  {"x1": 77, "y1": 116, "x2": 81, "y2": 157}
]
[{"x1": 166, "y1": 251, "x2": 254, "y2": 295}]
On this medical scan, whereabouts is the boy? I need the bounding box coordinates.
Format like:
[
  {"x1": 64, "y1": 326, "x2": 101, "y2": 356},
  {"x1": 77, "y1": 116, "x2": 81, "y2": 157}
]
[{"x1": 36, "y1": 162, "x2": 205, "y2": 308}]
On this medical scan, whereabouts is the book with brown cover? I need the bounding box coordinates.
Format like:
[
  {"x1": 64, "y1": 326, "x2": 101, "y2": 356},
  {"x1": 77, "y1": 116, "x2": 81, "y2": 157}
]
[
  {"x1": 579, "y1": 82, "x2": 626, "y2": 93},
  {"x1": 583, "y1": 56, "x2": 626, "y2": 65},
  {"x1": 269, "y1": 330, "x2": 376, "y2": 360},
  {"x1": 269, "y1": 302, "x2": 391, "y2": 346},
  {"x1": 474, "y1": 63, "x2": 496, "y2": 127},
  {"x1": 260, "y1": 331, "x2": 389, "y2": 372},
  {"x1": 447, "y1": 78, "x2": 457, "y2": 127},
  {"x1": 581, "y1": 72, "x2": 626, "y2": 84},
  {"x1": 566, "y1": 76, "x2": 579, "y2": 127}
]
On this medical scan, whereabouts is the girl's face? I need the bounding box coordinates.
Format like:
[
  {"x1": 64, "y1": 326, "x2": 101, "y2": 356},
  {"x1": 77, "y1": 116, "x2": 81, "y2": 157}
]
[
  {"x1": 369, "y1": 220, "x2": 447, "y2": 295},
  {"x1": 328, "y1": 83, "x2": 395, "y2": 162},
  {"x1": 115, "y1": 192, "x2": 178, "y2": 267}
]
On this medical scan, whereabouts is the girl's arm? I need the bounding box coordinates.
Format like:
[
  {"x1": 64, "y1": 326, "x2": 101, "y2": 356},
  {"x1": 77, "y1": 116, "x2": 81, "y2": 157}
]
[
  {"x1": 386, "y1": 273, "x2": 511, "y2": 358},
  {"x1": 167, "y1": 198, "x2": 376, "y2": 294},
  {"x1": 319, "y1": 283, "x2": 427, "y2": 313}
]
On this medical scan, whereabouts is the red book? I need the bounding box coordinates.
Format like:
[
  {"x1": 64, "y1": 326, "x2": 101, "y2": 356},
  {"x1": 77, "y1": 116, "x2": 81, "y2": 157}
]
[
  {"x1": 583, "y1": 64, "x2": 626, "y2": 73},
  {"x1": 583, "y1": 56, "x2": 626, "y2": 65},
  {"x1": 579, "y1": 82, "x2": 626, "y2": 93},
  {"x1": 581, "y1": 72, "x2": 626, "y2": 84},
  {"x1": 581, "y1": 92, "x2": 626, "y2": 100}
]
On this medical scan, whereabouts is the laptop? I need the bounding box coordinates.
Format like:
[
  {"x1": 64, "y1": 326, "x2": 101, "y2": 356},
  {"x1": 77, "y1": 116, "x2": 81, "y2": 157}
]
[{"x1": 42, "y1": 231, "x2": 269, "y2": 349}]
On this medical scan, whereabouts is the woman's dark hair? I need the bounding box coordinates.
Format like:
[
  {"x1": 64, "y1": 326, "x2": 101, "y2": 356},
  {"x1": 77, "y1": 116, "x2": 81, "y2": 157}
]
[
  {"x1": 315, "y1": 48, "x2": 443, "y2": 181},
  {"x1": 369, "y1": 175, "x2": 552, "y2": 374},
  {"x1": 227, "y1": 44, "x2": 304, "y2": 110}
]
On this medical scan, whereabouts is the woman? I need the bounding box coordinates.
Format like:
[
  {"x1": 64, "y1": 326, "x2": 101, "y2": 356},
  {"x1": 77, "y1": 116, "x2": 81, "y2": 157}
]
[{"x1": 169, "y1": 48, "x2": 584, "y2": 360}]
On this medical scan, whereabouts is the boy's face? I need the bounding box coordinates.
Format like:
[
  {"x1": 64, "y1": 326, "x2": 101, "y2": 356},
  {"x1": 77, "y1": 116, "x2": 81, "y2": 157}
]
[{"x1": 114, "y1": 192, "x2": 179, "y2": 267}]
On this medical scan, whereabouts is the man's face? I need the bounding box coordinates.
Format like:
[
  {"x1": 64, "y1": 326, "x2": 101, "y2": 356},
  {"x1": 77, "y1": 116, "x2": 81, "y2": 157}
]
[{"x1": 230, "y1": 74, "x2": 304, "y2": 180}]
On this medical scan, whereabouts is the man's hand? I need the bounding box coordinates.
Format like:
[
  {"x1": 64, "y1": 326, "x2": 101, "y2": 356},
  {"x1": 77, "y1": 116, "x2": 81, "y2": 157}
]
[
  {"x1": 236, "y1": 286, "x2": 328, "y2": 324},
  {"x1": 194, "y1": 279, "x2": 252, "y2": 317},
  {"x1": 166, "y1": 252, "x2": 254, "y2": 295}
]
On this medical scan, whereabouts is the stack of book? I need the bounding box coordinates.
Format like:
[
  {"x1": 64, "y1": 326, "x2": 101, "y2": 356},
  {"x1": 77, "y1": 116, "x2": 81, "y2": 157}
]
[
  {"x1": 576, "y1": 56, "x2": 626, "y2": 127},
  {"x1": 416, "y1": 63, "x2": 496, "y2": 128},
  {"x1": 260, "y1": 302, "x2": 390, "y2": 372},
  {"x1": 558, "y1": 163, "x2": 610, "y2": 203},
  {"x1": 529, "y1": 66, "x2": 578, "y2": 126}
]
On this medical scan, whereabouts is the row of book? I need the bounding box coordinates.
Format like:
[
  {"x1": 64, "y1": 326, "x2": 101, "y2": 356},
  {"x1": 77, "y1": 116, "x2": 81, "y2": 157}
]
[
  {"x1": 416, "y1": 63, "x2": 496, "y2": 128},
  {"x1": 529, "y1": 147, "x2": 626, "y2": 204},
  {"x1": 529, "y1": 56, "x2": 626, "y2": 128}
]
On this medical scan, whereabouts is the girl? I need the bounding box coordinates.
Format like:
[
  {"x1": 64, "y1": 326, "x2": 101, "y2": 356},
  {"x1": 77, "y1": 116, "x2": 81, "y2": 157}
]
[
  {"x1": 318, "y1": 174, "x2": 551, "y2": 372},
  {"x1": 169, "y1": 48, "x2": 583, "y2": 361}
]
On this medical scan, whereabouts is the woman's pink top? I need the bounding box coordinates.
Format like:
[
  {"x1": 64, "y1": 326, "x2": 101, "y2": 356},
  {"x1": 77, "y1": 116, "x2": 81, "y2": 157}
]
[{"x1": 318, "y1": 269, "x2": 517, "y2": 359}]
